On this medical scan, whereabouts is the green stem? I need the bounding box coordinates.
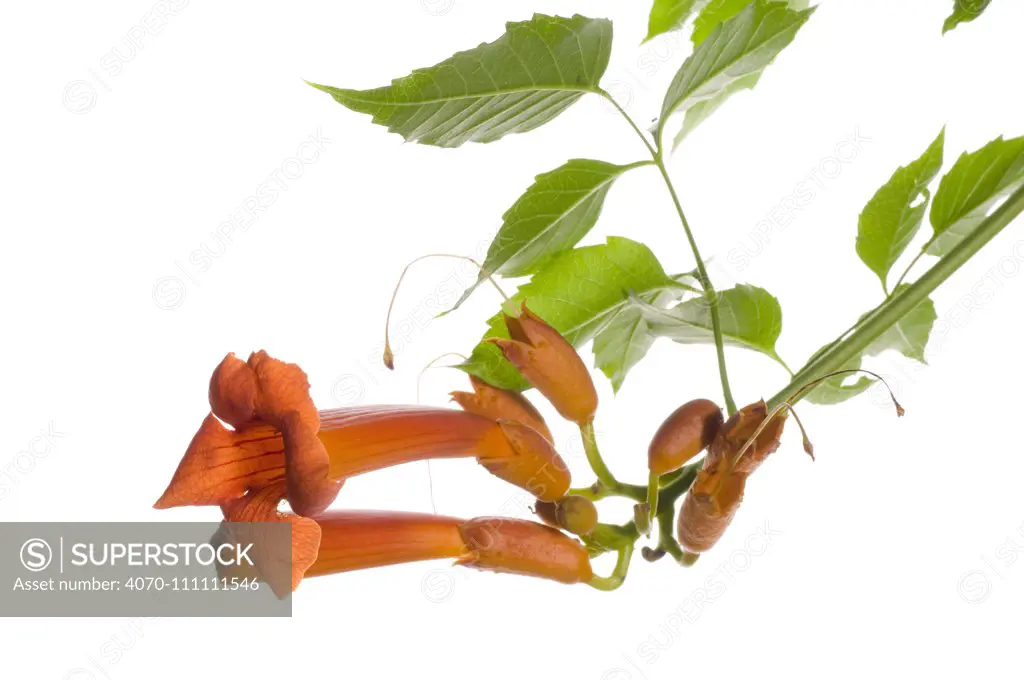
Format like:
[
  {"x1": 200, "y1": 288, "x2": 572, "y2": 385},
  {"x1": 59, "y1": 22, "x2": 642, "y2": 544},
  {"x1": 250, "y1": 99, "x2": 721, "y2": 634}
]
[
  {"x1": 891, "y1": 242, "x2": 932, "y2": 292},
  {"x1": 659, "y1": 458, "x2": 703, "y2": 509},
  {"x1": 600, "y1": 89, "x2": 738, "y2": 415},
  {"x1": 601, "y1": 90, "x2": 658, "y2": 158},
  {"x1": 580, "y1": 421, "x2": 616, "y2": 488},
  {"x1": 655, "y1": 504, "x2": 684, "y2": 561},
  {"x1": 568, "y1": 482, "x2": 646, "y2": 503},
  {"x1": 588, "y1": 542, "x2": 635, "y2": 592},
  {"x1": 576, "y1": 422, "x2": 647, "y2": 502},
  {"x1": 653, "y1": 157, "x2": 738, "y2": 415},
  {"x1": 770, "y1": 183, "x2": 1024, "y2": 410},
  {"x1": 646, "y1": 471, "x2": 660, "y2": 528}
]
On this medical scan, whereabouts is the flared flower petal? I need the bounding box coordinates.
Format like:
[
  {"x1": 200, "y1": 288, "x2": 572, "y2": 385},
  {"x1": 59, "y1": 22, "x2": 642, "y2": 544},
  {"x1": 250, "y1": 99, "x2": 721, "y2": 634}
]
[
  {"x1": 451, "y1": 375, "x2": 553, "y2": 442},
  {"x1": 220, "y1": 482, "x2": 322, "y2": 595},
  {"x1": 209, "y1": 351, "x2": 318, "y2": 430},
  {"x1": 280, "y1": 411, "x2": 340, "y2": 517},
  {"x1": 489, "y1": 302, "x2": 598, "y2": 425},
  {"x1": 154, "y1": 415, "x2": 286, "y2": 509},
  {"x1": 158, "y1": 350, "x2": 341, "y2": 517}
]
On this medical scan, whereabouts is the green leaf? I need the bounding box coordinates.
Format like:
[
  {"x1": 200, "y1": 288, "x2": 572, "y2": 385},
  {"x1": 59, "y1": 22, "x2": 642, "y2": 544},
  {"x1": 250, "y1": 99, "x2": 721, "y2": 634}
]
[
  {"x1": 659, "y1": 1, "x2": 815, "y2": 141},
  {"x1": 927, "y1": 135, "x2": 1024, "y2": 256},
  {"x1": 458, "y1": 342, "x2": 530, "y2": 392},
  {"x1": 593, "y1": 286, "x2": 689, "y2": 392},
  {"x1": 461, "y1": 237, "x2": 680, "y2": 388},
  {"x1": 864, "y1": 286, "x2": 937, "y2": 364},
  {"x1": 453, "y1": 159, "x2": 648, "y2": 311},
  {"x1": 645, "y1": 0, "x2": 705, "y2": 42},
  {"x1": 673, "y1": 73, "x2": 761, "y2": 149},
  {"x1": 693, "y1": 0, "x2": 811, "y2": 46},
  {"x1": 672, "y1": 1, "x2": 810, "y2": 147},
  {"x1": 804, "y1": 354, "x2": 873, "y2": 405},
  {"x1": 636, "y1": 284, "x2": 786, "y2": 365},
  {"x1": 691, "y1": 0, "x2": 751, "y2": 45},
  {"x1": 309, "y1": 14, "x2": 612, "y2": 148},
  {"x1": 943, "y1": 0, "x2": 993, "y2": 33},
  {"x1": 856, "y1": 129, "x2": 945, "y2": 290},
  {"x1": 593, "y1": 303, "x2": 657, "y2": 393},
  {"x1": 805, "y1": 289, "x2": 937, "y2": 405}
]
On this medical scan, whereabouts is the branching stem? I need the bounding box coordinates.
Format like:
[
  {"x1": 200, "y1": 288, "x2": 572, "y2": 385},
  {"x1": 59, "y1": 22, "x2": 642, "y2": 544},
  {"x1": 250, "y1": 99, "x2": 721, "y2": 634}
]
[{"x1": 600, "y1": 89, "x2": 738, "y2": 414}]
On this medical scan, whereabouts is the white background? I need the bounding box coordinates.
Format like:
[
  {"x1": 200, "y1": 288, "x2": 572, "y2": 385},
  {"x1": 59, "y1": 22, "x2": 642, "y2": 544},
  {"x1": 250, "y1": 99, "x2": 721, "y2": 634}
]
[{"x1": 3, "y1": 1, "x2": 1023, "y2": 677}]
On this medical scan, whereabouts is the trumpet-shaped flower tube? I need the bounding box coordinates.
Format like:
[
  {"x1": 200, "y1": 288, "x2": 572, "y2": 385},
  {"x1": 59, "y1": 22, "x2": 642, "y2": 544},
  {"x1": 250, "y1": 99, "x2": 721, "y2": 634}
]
[
  {"x1": 677, "y1": 401, "x2": 786, "y2": 554},
  {"x1": 489, "y1": 302, "x2": 598, "y2": 425},
  {"x1": 305, "y1": 511, "x2": 594, "y2": 585},
  {"x1": 306, "y1": 511, "x2": 467, "y2": 577}
]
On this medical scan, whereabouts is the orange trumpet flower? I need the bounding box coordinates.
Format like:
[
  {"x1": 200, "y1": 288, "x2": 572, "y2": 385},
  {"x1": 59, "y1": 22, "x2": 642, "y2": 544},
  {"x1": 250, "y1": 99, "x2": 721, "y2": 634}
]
[
  {"x1": 156, "y1": 350, "x2": 574, "y2": 590},
  {"x1": 677, "y1": 400, "x2": 786, "y2": 554},
  {"x1": 489, "y1": 302, "x2": 598, "y2": 425},
  {"x1": 306, "y1": 511, "x2": 594, "y2": 586},
  {"x1": 156, "y1": 351, "x2": 571, "y2": 515}
]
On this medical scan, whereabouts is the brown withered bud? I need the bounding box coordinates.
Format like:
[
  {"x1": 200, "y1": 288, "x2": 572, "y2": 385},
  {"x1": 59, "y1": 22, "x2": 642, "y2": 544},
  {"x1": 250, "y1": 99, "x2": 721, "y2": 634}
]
[
  {"x1": 451, "y1": 375, "x2": 553, "y2": 442},
  {"x1": 488, "y1": 302, "x2": 598, "y2": 425},
  {"x1": 648, "y1": 399, "x2": 724, "y2": 475},
  {"x1": 676, "y1": 400, "x2": 786, "y2": 554},
  {"x1": 457, "y1": 517, "x2": 594, "y2": 584},
  {"x1": 677, "y1": 470, "x2": 746, "y2": 553}
]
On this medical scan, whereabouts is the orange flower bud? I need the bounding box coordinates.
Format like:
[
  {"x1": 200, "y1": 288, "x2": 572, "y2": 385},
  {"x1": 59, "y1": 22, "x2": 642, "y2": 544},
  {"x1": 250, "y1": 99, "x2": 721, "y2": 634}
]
[
  {"x1": 555, "y1": 496, "x2": 599, "y2": 536},
  {"x1": 648, "y1": 399, "x2": 724, "y2": 475},
  {"x1": 477, "y1": 420, "x2": 570, "y2": 502},
  {"x1": 489, "y1": 302, "x2": 598, "y2": 424},
  {"x1": 457, "y1": 517, "x2": 594, "y2": 584},
  {"x1": 534, "y1": 497, "x2": 598, "y2": 536},
  {"x1": 677, "y1": 400, "x2": 786, "y2": 554},
  {"x1": 451, "y1": 375, "x2": 553, "y2": 442}
]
